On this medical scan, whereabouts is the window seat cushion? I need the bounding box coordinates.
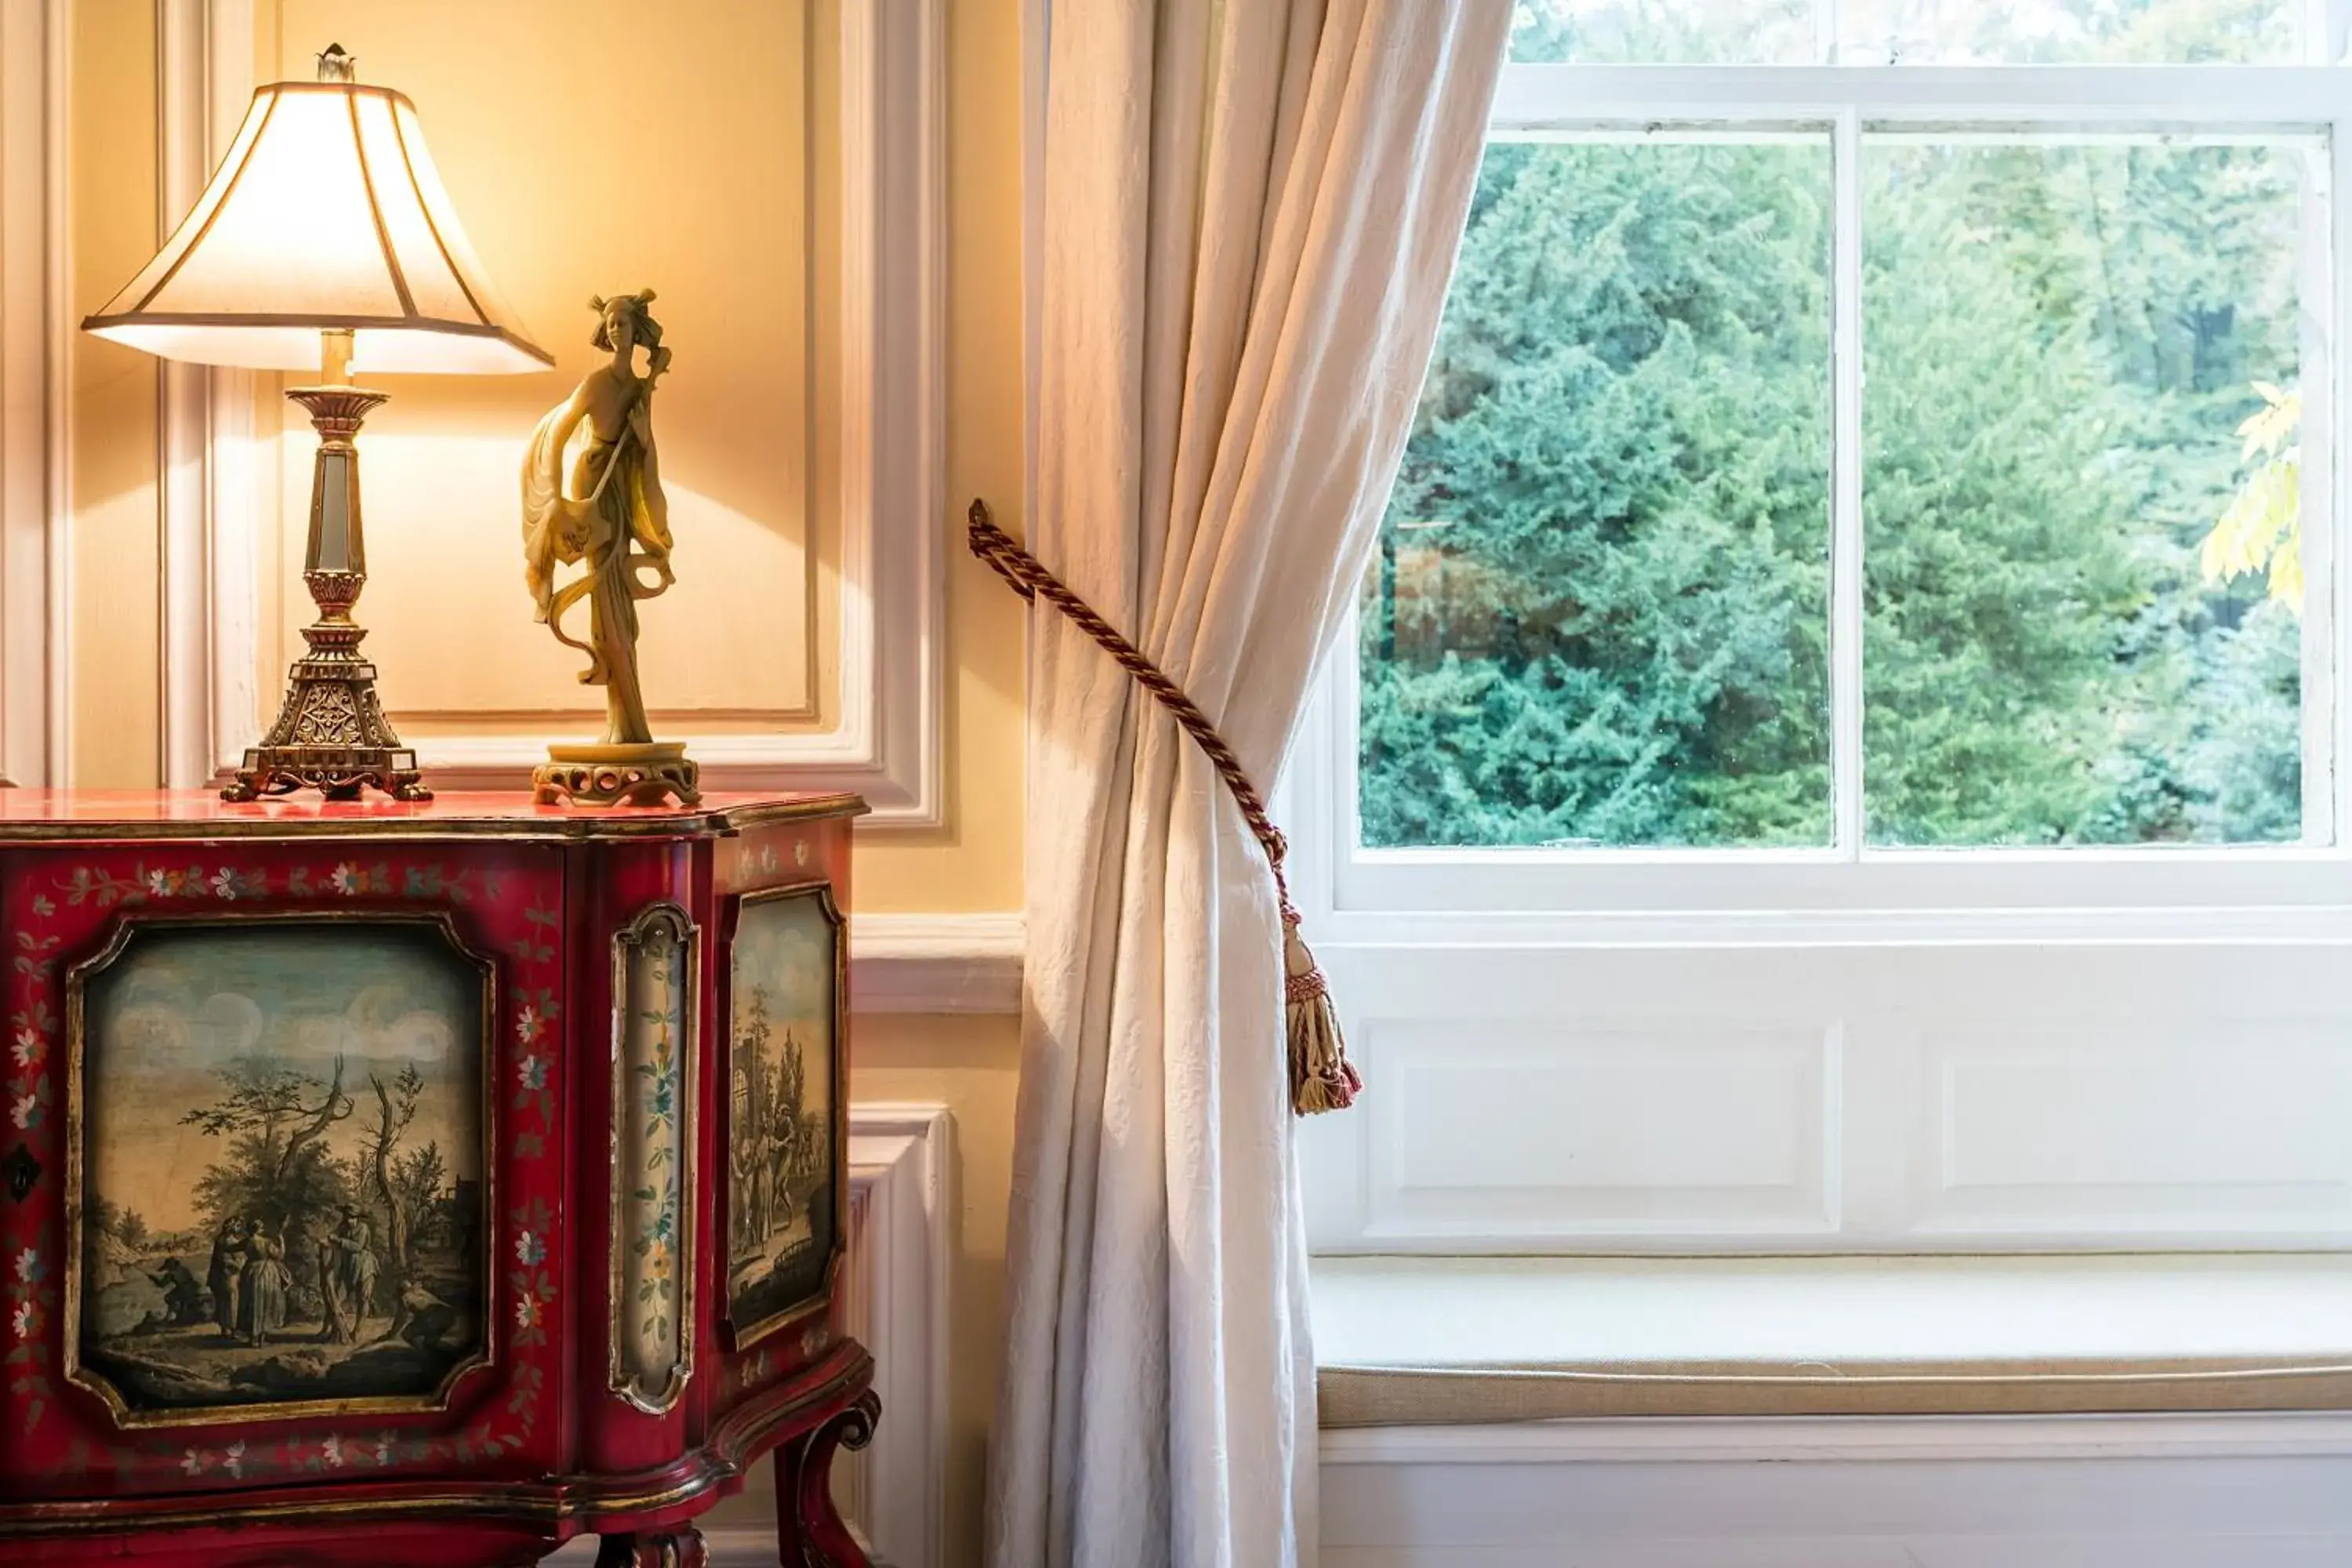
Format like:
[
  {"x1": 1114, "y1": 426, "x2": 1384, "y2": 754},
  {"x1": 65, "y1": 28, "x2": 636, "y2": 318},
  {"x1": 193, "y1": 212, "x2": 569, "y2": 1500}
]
[{"x1": 1312, "y1": 1254, "x2": 2352, "y2": 1426}]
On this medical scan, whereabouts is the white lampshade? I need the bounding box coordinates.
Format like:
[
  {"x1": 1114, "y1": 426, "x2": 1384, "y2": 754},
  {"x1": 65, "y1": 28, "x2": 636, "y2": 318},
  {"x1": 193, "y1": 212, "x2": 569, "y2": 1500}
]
[{"x1": 83, "y1": 79, "x2": 550, "y2": 376}]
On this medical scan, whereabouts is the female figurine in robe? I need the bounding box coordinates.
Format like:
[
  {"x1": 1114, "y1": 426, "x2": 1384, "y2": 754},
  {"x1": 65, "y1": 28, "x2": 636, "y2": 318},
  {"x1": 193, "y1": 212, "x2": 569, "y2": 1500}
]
[{"x1": 520, "y1": 291, "x2": 676, "y2": 746}]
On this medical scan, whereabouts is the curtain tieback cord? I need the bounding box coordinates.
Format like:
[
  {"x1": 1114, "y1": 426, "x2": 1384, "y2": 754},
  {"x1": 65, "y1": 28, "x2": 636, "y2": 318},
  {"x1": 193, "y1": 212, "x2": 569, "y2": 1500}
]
[{"x1": 967, "y1": 499, "x2": 1360, "y2": 1116}]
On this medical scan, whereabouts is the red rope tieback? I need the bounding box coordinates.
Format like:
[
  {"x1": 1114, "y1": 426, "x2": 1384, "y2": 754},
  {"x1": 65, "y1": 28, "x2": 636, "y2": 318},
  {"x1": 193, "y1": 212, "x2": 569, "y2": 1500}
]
[{"x1": 968, "y1": 499, "x2": 1360, "y2": 1116}]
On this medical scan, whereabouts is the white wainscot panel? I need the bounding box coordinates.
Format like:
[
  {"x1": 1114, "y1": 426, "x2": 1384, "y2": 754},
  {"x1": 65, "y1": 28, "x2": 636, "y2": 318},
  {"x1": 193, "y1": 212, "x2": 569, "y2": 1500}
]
[
  {"x1": 1363, "y1": 1019, "x2": 1838, "y2": 1241},
  {"x1": 1319, "y1": 1423, "x2": 2352, "y2": 1568},
  {"x1": 1916, "y1": 1022, "x2": 2352, "y2": 1238}
]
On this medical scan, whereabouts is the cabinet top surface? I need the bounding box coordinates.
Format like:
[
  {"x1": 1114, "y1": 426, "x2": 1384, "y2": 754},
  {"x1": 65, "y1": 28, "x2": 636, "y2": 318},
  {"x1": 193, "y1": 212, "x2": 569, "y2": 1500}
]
[{"x1": 0, "y1": 789, "x2": 866, "y2": 843}]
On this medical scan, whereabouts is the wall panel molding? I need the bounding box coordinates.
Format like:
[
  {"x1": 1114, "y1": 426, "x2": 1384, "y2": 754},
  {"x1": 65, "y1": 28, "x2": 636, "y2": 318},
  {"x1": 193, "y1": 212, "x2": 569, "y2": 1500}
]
[
  {"x1": 1359, "y1": 1016, "x2": 1838, "y2": 1243},
  {"x1": 162, "y1": 0, "x2": 946, "y2": 822},
  {"x1": 851, "y1": 912, "x2": 1025, "y2": 1014},
  {"x1": 1321, "y1": 1418, "x2": 2352, "y2": 1567},
  {"x1": 1308, "y1": 942, "x2": 2352, "y2": 1254},
  {"x1": 0, "y1": 0, "x2": 67, "y2": 788},
  {"x1": 154, "y1": 0, "x2": 258, "y2": 791},
  {"x1": 1916, "y1": 1022, "x2": 2352, "y2": 1238},
  {"x1": 834, "y1": 1102, "x2": 954, "y2": 1567}
]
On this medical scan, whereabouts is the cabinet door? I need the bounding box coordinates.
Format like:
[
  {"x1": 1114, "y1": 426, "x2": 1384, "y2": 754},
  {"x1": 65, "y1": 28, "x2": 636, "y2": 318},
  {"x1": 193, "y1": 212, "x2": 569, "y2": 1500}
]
[
  {"x1": 0, "y1": 841, "x2": 568, "y2": 1502},
  {"x1": 707, "y1": 817, "x2": 855, "y2": 1418}
]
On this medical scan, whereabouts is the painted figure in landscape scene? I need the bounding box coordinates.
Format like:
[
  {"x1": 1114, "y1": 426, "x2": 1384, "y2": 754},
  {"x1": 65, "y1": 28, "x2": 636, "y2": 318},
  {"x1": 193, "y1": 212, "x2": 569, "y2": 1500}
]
[
  {"x1": 521, "y1": 289, "x2": 676, "y2": 747},
  {"x1": 238, "y1": 1219, "x2": 292, "y2": 1346},
  {"x1": 725, "y1": 892, "x2": 839, "y2": 1341},
  {"x1": 205, "y1": 1218, "x2": 246, "y2": 1338},
  {"x1": 320, "y1": 1203, "x2": 380, "y2": 1345},
  {"x1": 75, "y1": 923, "x2": 487, "y2": 1413},
  {"x1": 148, "y1": 1256, "x2": 206, "y2": 1327}
]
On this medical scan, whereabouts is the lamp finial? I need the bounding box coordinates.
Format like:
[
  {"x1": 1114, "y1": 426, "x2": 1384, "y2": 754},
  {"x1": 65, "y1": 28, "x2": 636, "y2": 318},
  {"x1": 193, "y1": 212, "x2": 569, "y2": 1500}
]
[{"x1": 316, "y1": 44, "x2": 355, "y2": 82}]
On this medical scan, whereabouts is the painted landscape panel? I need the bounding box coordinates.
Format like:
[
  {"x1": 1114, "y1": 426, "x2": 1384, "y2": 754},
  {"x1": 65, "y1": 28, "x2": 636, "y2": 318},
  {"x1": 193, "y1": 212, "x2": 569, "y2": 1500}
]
[
  {"x1": 724, "y1": 889, "x2": 839, "y2": 1345},
  {"x1": 74, "y1": 920, "x2": 488, "y2": 1416}
]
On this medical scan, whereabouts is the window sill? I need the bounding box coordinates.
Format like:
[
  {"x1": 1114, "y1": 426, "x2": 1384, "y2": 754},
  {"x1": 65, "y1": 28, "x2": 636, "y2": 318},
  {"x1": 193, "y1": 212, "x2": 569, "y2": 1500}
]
[{"x1": 1313, "y1": 1254, "x2": 2352, "y2": 1425}]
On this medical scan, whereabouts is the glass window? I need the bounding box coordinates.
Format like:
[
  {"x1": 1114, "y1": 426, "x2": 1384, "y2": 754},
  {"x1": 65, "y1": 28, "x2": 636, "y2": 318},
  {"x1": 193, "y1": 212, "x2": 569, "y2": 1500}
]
[
  {"x1": 1355, "y1": 7, "x2": 2343, "y2": 862},
  {"x1": 1862, "y1": 136, "x2": 2315, "y2": 846},
  {"x1": 1359, "y1": 138, "x2": 1834, "y2": 849}
]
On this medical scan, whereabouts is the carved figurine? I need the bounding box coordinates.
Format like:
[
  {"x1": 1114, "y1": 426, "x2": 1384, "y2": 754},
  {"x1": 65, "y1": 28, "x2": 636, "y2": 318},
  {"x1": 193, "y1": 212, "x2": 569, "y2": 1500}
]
[{"x1": 520, "y1": 290, "x2": 700, "y2": 805}]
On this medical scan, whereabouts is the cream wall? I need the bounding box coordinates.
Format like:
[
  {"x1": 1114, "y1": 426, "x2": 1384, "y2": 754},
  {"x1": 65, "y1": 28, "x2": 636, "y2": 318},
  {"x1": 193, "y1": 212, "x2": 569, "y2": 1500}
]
[
  {"x1": 61, "y1": 2, "x2": 1025, "y2": 1563},
  {"x1": 69, "y1": 0, "x2": 162, "y2": 789}
]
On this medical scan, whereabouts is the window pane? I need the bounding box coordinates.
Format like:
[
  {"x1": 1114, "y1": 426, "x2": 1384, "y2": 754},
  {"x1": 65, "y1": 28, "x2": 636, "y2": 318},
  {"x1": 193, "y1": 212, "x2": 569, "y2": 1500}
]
[
  {"x1": 1840, "y1": 0, "x2": 2303, "y2": 64},
  {"x1": 1359, "y1": 138, "x2": 1832, "y2": 849},
  {"x1": 1862, "y1": 136, "x2": 2317, "y2": 847},
  {"x1": 1512, "y1": 0, "x2": 1818, "y2": 64}
]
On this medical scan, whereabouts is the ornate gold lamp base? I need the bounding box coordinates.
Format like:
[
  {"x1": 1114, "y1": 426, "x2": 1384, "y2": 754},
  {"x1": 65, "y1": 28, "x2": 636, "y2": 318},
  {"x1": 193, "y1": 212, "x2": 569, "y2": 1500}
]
[
  {"x1": 223, "y1": 375, "x2": 431, "y2": 804},
  {"x1": 223, "y1": 662, "x2": 429, "y2": 802},
  {"x1": 532, "y1": 742, "x2": 700, "y2": 808}
]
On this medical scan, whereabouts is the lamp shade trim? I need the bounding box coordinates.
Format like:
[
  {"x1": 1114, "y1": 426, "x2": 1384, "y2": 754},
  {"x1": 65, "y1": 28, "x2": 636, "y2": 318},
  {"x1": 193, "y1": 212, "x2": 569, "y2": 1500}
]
[
  {"x1": 346, "y1": 90, "x2": 418, "y2": 318},
  {"x1": 82, "y1": 81, "x2": 552, "y2": 376},
  {"x1": 387, "y1": 93, "x2": 493, "y2": 332}
]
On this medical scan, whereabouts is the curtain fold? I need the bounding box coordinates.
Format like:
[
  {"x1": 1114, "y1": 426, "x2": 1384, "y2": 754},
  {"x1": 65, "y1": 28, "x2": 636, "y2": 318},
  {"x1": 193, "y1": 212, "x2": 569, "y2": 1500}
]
[{"x1": 992, "y1": 5, "x2": 1511, "y2": 1564}]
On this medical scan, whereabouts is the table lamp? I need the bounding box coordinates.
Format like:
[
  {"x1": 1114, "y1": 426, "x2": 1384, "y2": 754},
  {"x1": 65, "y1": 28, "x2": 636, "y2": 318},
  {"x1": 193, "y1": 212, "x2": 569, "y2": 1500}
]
[{"x1": 83, "y1": 45, "x2": 551, "y2": 802}]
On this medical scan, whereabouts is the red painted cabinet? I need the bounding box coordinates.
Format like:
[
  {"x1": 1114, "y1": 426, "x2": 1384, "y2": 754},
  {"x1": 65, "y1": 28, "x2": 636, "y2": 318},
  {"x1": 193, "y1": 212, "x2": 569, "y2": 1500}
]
[{"x1": 0, "y1": 790, "x2": 873, "y2": 1567}]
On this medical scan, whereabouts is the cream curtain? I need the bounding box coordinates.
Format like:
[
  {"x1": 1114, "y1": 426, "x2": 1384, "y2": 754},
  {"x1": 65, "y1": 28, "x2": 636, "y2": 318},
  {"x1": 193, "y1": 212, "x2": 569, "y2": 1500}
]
[{"x1": 991, "y1": 4, "x2": 1511, "y2": 1564}]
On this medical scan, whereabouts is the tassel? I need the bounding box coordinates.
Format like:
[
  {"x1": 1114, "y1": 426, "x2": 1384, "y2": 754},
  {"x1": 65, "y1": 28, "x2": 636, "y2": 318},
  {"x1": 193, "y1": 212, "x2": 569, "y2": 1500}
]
[
  {"x1": 967, "y1": 498, "x2": 1367, "y2": 1116},
  {"x1": 1284, "y1": 906, "x2": 1359, "y2": 1115}
]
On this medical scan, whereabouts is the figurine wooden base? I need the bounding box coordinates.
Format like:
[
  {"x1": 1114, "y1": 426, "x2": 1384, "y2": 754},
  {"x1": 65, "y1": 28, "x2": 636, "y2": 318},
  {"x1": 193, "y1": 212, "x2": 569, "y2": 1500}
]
[{"x1": 533, "y1": 742, "x2": 701, "y2": 807}]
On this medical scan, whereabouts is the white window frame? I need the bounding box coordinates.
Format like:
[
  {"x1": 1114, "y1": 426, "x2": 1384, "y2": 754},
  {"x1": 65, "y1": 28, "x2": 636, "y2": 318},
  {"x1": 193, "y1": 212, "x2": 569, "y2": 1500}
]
[{"x1": 1293, "y1": 51, "x2": 2352, "y2": 946}]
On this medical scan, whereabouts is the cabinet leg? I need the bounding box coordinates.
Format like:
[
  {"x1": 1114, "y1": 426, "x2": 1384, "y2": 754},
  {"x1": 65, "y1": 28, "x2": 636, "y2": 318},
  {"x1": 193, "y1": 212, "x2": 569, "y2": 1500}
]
[
  {"x1": 773, "y1": 1388, "x2": 882, "y2": 1567},
  {"x1": 593, "y1": 1527, "x2": 708, "y2": 1568}
]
